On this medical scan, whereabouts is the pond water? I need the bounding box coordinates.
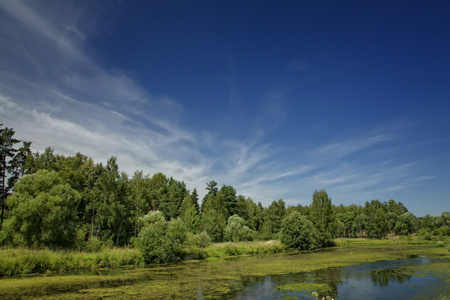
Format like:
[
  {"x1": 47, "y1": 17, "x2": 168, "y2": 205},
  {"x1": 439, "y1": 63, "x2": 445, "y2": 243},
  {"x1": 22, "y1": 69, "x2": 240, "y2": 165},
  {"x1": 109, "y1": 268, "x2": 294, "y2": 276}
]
[
  {"x1": 231, "y1": 256, "x2": 450, "y2": 300},
  {"x1": 2, "y1": 247, "x2": 449, "y2": 299}
]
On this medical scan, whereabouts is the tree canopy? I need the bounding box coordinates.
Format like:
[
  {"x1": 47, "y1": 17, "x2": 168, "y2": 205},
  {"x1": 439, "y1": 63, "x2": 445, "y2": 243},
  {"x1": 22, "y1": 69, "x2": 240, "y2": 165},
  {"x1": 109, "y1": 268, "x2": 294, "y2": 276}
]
[{"x1": 1, "y1": 124, "x2": 448, "y2": 254}]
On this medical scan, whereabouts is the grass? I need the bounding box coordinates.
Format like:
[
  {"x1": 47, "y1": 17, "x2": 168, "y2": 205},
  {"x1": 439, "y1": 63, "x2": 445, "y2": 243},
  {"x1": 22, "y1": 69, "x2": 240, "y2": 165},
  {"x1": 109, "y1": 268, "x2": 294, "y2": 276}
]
[
  {"x1": 0, "y1": 247, "x2": 143, "y2": 276},
  {"x1": 0, "y1": 238, "x2": 449, "y2": 299},
  {"x1": 335, "y1": 235, "x2": 449, "y2": 247},
  {"x1": 205, "y1": 240, "x2": 285, "y2": 257},
  {"x1": 1, "y1": 235, "x2": 448, "y2": 277}
]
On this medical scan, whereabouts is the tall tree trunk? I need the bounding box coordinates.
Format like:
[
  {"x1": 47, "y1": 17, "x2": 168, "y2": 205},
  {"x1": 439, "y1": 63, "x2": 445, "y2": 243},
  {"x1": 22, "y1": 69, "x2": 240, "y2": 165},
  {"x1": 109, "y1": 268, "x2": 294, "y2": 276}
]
[{"x1": 0, "y1": 151, "x2": 6, "y2": 229}]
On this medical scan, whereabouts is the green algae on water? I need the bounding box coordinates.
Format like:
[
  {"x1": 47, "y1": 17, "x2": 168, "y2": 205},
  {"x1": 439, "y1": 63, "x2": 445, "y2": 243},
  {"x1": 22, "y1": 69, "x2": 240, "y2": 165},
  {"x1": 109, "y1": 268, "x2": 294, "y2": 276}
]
[
  {"x1": 276, "y1": 282, "x2": 332, "y2": 294},
  {"x1": 1, "y1": 242, "x2": 449, "y2": 299}
]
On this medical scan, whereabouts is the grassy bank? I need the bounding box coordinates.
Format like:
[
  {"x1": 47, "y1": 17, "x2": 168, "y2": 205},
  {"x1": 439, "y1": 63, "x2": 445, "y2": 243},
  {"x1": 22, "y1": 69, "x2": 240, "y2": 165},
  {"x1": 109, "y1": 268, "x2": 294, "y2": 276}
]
[
  {"x1": 0, "y1": 247, "x2": 143, "y2": 277},
  {"x1": 0, "y1": 236, "x2": 448, "y2": 277},
  {"x1": 205, "y1": 240, "x2": 285, "y2": 258},
  {"x1": 335, "y1": 235, "x2": 450, "y2": 247},
  {"x1": 0, "y1": 240, "x2": 449, "y2": 299}
]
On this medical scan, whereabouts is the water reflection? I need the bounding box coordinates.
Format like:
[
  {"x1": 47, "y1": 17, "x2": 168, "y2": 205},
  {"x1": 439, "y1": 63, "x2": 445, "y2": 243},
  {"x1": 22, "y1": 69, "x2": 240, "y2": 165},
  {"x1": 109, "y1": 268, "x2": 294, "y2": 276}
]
[
  {"x1": 371, "y1": 266, "x2": 413, "y2": 287},
  {"x1": 234, "y1": 257, "x2": 449, "y2": 300}
]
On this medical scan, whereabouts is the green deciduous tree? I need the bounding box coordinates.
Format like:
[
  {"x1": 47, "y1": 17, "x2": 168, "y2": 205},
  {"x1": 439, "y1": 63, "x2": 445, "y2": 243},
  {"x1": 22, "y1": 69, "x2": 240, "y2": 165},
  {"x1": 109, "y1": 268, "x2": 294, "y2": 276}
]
[
  {"x1": 260, "y1": 199, "x2": 286, "y2": 240},
  {"x1": 236, "y1": 196, "x2": 263, "y2": 232},
  {"x1": 5, "y1": 170, "x2": 80, "y2": 248},
  {"x1": 309, "y1": 190, "x2": 334, "y2": 246},
  {"x1": 224, "y1": 214, "x2": 254, "y2": 242},
  {"x1": 281, "y1": 212, "x2": 318, "y2": 250},
  {"x1": 137, "y1": 211, "x2": 187, "y2": 263},
  {"x1": 129, "y1": 170, "x2": 151, "y2": 237},
  {"x1": 394, "y1": 212, "x2": 417, "y2": 235}
]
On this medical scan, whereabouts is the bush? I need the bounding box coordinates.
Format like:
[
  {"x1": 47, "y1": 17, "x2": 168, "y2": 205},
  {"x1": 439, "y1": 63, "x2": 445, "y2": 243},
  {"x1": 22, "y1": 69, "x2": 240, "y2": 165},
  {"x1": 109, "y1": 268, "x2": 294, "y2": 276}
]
[
  {"x1": 137, "y1": 211, "x2": 188, "y2": 264},
  {"x1": 223, "y1": 215, "x2": 254, "y2": 242},
  {"x1": 417, "y1": 228, "x2": 432, "y2": 241},
  {"x1": 85, "y1": 236, "x2": 102, "y2": 252},
  {"x1": 281, "y1": 212, "x2": 318, "y2": 250},
  {"x1": 198, "y1": 231, "x2": 212, "y2": 248},
  {"x1": 436, "y1": 241, "x2": 445, "y2": 247}
]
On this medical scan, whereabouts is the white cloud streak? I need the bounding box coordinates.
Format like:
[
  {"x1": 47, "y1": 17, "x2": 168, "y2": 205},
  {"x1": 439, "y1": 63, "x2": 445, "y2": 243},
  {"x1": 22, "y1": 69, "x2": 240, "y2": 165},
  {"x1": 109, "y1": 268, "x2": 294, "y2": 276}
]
[{"x1": 0, "y1": 1, "x2": 431, "y2": 211}]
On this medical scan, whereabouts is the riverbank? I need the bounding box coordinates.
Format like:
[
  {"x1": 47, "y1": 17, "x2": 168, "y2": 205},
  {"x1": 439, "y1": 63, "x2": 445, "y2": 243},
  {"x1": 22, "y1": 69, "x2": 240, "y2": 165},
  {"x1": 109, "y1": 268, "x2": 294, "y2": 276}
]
[
  {"x1": 0, "y1": 240, "x2": 286, "y2": 277},
  {"x1": 0, "y1": 238, "x2": 449, "y2": 299},
  {"x1": 0, "y1": 236, "x2": 448, "y2": 277}
]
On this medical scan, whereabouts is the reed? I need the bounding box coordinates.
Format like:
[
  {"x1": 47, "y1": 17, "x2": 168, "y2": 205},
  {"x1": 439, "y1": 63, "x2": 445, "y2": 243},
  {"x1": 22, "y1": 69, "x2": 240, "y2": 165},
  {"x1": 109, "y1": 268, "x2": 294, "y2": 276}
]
[{"x1": 0, "y1": 247, "x2": 143, "y2": 277}]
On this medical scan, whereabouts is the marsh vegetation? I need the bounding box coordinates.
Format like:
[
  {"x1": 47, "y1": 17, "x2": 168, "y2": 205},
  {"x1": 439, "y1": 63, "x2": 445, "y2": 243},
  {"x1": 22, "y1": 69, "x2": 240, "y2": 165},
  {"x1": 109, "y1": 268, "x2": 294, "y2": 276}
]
[{"x1": 0, "y1": 239, "x2": 449, "y2": 299}]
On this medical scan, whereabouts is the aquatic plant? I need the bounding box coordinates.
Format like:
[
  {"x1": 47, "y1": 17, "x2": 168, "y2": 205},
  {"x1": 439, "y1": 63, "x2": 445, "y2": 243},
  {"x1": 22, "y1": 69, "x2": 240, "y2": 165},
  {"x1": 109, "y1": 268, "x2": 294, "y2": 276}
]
[{"x1": 311, "y1": 292, "x2": 334, "y2": 300}]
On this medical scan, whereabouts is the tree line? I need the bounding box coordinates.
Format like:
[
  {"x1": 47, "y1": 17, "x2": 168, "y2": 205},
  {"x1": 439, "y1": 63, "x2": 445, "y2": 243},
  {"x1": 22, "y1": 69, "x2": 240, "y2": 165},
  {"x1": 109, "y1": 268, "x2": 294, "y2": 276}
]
[{"x1": 1, "y1": 125, "x2": 449, "y2": 253}]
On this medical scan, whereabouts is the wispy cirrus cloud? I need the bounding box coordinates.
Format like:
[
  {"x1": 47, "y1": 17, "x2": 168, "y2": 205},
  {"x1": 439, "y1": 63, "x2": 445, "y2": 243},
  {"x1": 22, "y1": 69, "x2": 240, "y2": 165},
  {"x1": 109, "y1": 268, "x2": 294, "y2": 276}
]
[
  {"x1": 0, "y1": 1, "x2": 433, "y2": 213},
  {"x1": 0, "y1": 1, "x2": 295, "y2": 202},
  {"x1": 316, "y1": 133, "x2": 393, "y2": 158}
]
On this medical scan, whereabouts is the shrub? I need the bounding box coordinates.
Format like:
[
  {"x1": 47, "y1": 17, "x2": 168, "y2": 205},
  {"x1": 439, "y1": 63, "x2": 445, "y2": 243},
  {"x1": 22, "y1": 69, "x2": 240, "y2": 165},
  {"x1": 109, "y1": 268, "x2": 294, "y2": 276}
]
[
  {"x1": 85, "y1": 236, "x2": 102, "y2": 252},
  {"x1": 184, "y1": 232, "x2": 201, "y2": 247},
  {"x1": 223, "y1": 215, "x2": 254, "y2": 242},
  {"x1": 198, "y1": 231, "x2": 212, "y2": 248},
  {"x1": 436, "y1": 241, "x2": 445, "y2": 247},
  {"x1": 137, "y1": 211, "x2": 188, "y2": 264},
  {"x1": 417, "y1": 228, "x2": 432, "y2": 241},
  {"x1": 281, "y1": 212, "x2": 318, "y2": 250}
]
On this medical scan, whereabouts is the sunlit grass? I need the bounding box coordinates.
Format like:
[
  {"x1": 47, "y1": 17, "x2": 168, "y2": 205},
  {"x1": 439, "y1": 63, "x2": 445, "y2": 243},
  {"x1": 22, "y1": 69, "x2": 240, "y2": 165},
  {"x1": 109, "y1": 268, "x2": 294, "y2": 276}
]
[
  {"x1": 1, "y1": 235, "x2": 448, "y2": 277},
  {"x1": 0, "y1": 247, "x2": 143, "y2": 276},
  {"x1": 206, "y1": 240, "x2": 285, "y2": 257}
]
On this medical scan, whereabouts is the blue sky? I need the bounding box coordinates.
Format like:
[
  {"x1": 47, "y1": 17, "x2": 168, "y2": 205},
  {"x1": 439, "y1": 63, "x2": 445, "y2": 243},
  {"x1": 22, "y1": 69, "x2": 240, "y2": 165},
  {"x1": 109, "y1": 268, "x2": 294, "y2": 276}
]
[{"x1": 0, "y1": 0, "x2": 449, "y2": 216}]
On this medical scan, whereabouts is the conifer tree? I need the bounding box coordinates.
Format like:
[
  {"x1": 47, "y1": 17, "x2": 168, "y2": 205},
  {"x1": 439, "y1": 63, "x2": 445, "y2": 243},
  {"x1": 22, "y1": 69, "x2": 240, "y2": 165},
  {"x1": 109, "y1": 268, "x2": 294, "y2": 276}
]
[{"x1": 0, "y1": 125, "x2": 31, "y2": 229}]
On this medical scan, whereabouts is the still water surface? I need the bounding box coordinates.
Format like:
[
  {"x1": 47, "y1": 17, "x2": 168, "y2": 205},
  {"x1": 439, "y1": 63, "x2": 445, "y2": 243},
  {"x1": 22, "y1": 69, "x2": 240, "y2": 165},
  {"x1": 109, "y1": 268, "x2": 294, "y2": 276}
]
[{"x1": 231, "y1": 256, "x2": 449, "y2": 300}]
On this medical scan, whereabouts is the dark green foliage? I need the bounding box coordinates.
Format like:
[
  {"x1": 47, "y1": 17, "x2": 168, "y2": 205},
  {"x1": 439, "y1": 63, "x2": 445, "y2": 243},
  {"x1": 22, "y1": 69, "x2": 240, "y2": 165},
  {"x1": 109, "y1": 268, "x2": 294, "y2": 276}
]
[
  {"x1": 164, "y1": 177, "x2": 189, "y2": 219},
  {"x1": 260, "y1": 199, "x2": 286, "y2": 240},
  {"x1": 388, "y1": 199, "x2": 408, "y2": 215},
  {"x1": 91, "y1": 157, "x2": 130, "y2": 246},
  {"x1": 190, "y1": 188, "x2": 200, "y2": 213},
  {"x1": 179, "y1": 195, "x2": 200, "y2": 233},
  {"x1": 309, "y1": 190, "x2": 334, "y2": 246},
  {"x1": 129, "y1": 170, "x2": 152, "y2": 237},
  {"x1": 5, "y1": 170, "x2": 80, "y2": 248},
  {"x1": 0, "y1": 125, "x2": 31, "y2": 229},
  {"x1": 394, "y1": 212, "x2": 418, "y2": 235},
  {"x1": 334, "y1": 210, "x2": 355, "y2": 238},
  {"x1": 199, "y1": 193, "x2": 227, "y2": 242},
  {"x1": 237, "y1": 195, "x2": 263, "y2": 231},
  {"x1": 417, "y1": 228, "x2": 432, "y2": 240},
  {"x1": 2, "y1": 125, "x2": 448, "y2": 256},
  {"x1": 372, "y1": 208, "x2": 389, "y2": 238},
  {"x1": 220, "y1": 185, "x2": 238, "y2": 217},
  {"x1": 281, "y1": 212, "x2": 318, "y2": 250},
  {"x1": 205, "y1": 180, "x2": 218, "y2": 195}
]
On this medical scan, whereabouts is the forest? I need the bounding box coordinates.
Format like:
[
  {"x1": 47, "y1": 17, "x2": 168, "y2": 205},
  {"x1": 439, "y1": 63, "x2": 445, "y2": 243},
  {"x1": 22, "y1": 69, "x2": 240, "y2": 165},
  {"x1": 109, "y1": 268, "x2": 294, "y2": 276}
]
[{"x1": 1, "y1": 124, "x2": 449, "y2": 264}]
